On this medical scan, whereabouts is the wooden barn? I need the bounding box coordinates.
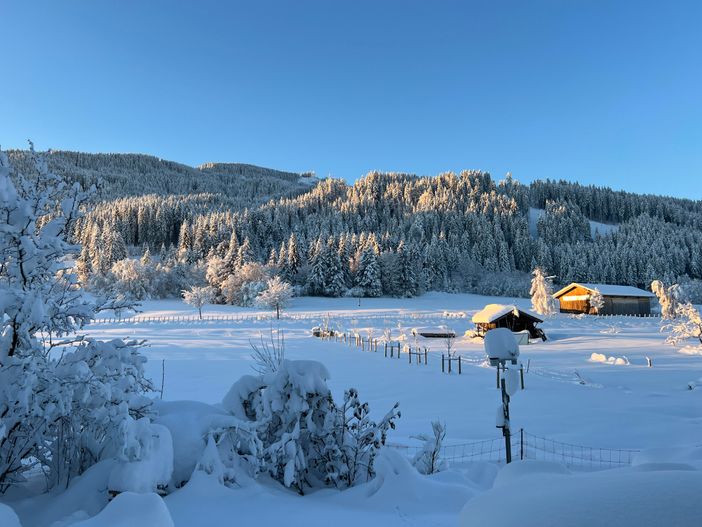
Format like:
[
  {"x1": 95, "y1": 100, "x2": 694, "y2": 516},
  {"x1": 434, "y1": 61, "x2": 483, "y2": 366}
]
[
  {"x1": 553, "y1": 283, "x2": 655, "y2": 316},
  {"x1": 471, "y1": 304, "x2": 546, "y2": 340}
]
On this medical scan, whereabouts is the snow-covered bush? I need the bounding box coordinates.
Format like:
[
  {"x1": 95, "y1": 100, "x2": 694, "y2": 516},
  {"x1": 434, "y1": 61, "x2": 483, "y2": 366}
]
[
  {"x1": 412, "y1": 421, "x2": 447, "y2": 475},
  {"x1": 663, "y1": 302, "x2": 702, "y2": 346},
  {"x1": 109, "y1": 258, "x2": 157, "y2": 300},
  {"x1": 0, "y1": 145, "x2": 152, "y2": 492},
  {"x1": 182, "y1": 285, "x2": 215, "y2": 319},
  {"x1": 220, "y1": 262, "x2": 268, "y2": 306},
  {"x1": 256, "y1": 276, "x2": 293, "y2": 319},
  {"x1": 46, "y1": 339, "x2": 153, "y2": 488},
  {"x1": 530, "y1": 268, "x2": 556, "y2": 316},
  {"x1": 221, "y1": 360, "x2": 400, "y2": 494}
]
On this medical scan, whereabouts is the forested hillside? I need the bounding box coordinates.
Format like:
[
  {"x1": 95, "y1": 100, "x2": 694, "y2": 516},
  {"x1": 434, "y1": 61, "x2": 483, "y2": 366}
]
[
  {"x1": 60, "y1": 156, "x2": 702, "y2": 302},
  {"x1": 7, "y1": 149, "x2": 315, "y2": 204}
]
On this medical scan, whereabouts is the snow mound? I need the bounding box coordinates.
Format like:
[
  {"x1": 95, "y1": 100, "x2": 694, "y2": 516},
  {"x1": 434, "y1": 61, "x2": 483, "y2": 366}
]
[
  {"x1": 492, "y1": 459, "x2": 570, "y2": 488},
  {"x1": 460, "y1": 461, "x2": 702, "y2": 527},
  {"x1": 155, "y1": 400, "x2": 251, "y2": 486},
  {"x1": 678, "y1": 345, "x2": 702, "y2": 356},
  {"x1": 108, "y1": 423, "x2": 174, "y2": 493},
  {"x1": 72, "y1": 492, "x2": 173, "y2": 527},
  {"x1": 590, "y1": 352, "x2": 629, "y2": 365},
  {"x1": 351, "y1": 448, "x2": 475, "y2": 514},
  {"x1": 0, "y1": 503, "x2": 21, "y2": 527}
]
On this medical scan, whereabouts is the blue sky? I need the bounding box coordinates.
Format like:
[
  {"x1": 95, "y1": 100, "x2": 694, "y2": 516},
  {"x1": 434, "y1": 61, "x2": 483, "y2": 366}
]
[{"x1": 1, "y1": 0, "x2": 700, "y2": 198}]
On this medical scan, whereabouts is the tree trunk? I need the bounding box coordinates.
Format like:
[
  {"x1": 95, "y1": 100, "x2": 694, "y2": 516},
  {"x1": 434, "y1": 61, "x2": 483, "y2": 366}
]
[{"x1": 276, "y1": 304, "x2": 280, "y2": 320}]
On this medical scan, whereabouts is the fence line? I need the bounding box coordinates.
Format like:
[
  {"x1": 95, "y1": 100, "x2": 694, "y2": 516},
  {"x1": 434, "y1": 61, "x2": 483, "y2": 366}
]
[
  {"x1": 89, "y1": 310, "x2": 456, "y2": 326},
  {"x1": 391, "y1": 429, "x2": 640, "y2": 470}
]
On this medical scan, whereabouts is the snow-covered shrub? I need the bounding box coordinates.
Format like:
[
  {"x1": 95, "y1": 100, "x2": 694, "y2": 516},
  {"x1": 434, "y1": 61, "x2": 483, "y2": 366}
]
[
  {"x1": 0, "y1": 145, "x2": 152, "y2": 492},
  {"x1": 109, "y1": 258, "x2": 157, "y2": 300},
  {"x1": 221, "y1": 360, "x2": 400, "y2": 494},
  {"x1": 45, "y1": 339, "x2": 153, "y2": 488},
  {"x1": 220, "y1": 262, "x2": 268, "y2": 306},
  {"x1": 663, "y1": 302, "x2": 702, "y2": 346},
  {"x1": 412, "y1": 421, "x2": 447, "y2": 475},
  {"x1": 250, "y1": 328, "x2": 285, "y2": 375}
]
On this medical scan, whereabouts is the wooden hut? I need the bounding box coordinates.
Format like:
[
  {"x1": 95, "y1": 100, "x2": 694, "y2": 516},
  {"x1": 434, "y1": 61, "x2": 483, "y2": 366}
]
[
  {"x1": 471, "y1": 304, "x2": 546, "y2": 340},
  {"x1": 553, "y1": 283, "x2": 655, "y2": 316}
]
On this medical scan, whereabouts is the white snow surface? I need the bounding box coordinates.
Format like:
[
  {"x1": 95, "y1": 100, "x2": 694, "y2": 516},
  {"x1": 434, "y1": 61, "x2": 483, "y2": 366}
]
[
  {"x1": 0, "y1": 503, "x2": 21, "y2": 527},
  {"x1": 2, "y1": 292, "x2": 702, "y2": 526},
  {"x1": 72, "y1": 492, "x2": 173, "y2": 527},
  {"x1": 460, "y1": 459, "x2": 702, "y2": 527}
]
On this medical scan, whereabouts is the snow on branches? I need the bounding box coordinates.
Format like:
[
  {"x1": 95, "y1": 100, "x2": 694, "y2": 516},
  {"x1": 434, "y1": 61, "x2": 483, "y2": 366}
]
[
  {"x1": 0, "y1": 145, "x2": 153, "y2": 492},
  {"x1": 221, "y1": 360, "x2": 400, "y2": 494},
  {"x1": 182, "y1": 286, "x2": 215, "y2": 319},
  {"x1": 663, "y1": 302, "x2": 702, "y2": 347},
  {"x1": 256, "y1": 276, "x2": 293, "y2": 319},
  {"x1": 530, "y1": 268, "x2": 556, "y2": 316}
]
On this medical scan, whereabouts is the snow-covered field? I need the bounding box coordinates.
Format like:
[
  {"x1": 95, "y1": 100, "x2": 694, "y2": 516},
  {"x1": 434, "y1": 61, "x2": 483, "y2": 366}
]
[{"x1": 3, "y1": 292, "x2": 702, "y2": 526}]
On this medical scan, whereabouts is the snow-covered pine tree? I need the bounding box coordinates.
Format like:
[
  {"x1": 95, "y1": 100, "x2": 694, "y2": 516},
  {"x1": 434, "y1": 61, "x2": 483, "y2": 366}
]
[
  {"x1": 323, "y1": 237, "x2": 346, "y2": 297},
  {"x1": 530, "y1": 267, "x2": 556, "y2": 316},
  {"x1": 355, "y1": 247, "x2": 383, "y2": 297}
]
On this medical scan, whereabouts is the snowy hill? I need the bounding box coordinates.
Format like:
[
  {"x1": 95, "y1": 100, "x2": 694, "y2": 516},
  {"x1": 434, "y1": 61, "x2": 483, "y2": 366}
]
[{"x1": 6, "y1": 150, "x2": 316, "y2": 204}]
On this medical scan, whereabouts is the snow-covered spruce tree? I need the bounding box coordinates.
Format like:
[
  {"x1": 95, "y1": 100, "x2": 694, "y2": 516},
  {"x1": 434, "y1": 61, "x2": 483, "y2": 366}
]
[
  {"x1": 355, "y1": 247, "x2": 383, "y2": 297},
  {"x1": 256, "y1": 276, "x2": 293, "y2": 319},
  {"x1": 530, "y1": 267, "x2": 556, "y2": 316},
  {"x1": 0, "y1": 145, "x2": 151, "y2": 492},
  {"x1": 588, "y1": 288, "x2": 604, "y2": 314},
  {"x1": 182, "y1": 285, "x2": 215, "y2": 319},
  {"x1": 663, "y1": 302, "x2": 702, "y2": 346},
  {"x1": 222, "y1": 361, "x2": 400, "y2": 494}
]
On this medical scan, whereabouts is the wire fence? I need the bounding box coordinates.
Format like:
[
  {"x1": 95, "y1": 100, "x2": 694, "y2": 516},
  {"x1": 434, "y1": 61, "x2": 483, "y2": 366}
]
[{"x1": 391, "y1": 429, "x2": 640, "y2": 470}]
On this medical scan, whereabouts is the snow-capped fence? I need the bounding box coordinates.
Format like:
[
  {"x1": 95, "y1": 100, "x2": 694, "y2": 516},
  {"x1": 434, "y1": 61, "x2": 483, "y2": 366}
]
[
  {"x1": 391, "y1": 429, "x2": 640, "y2": 470},
  {"x1": 91, "y1": 313, "x2": 276, "y2": 325},
  {"x1": 90, "y1": 310, "x2": 454, "y2": 326}
]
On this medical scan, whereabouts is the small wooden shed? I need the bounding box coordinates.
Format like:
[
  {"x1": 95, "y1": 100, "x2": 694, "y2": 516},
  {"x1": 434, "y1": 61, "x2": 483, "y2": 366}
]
[
  {"x1": 471, "y1": 304, "x2": 546, "y2": 340},
  {"x1": 553, "y1": 283, "x2": 655, "y2": 316}
]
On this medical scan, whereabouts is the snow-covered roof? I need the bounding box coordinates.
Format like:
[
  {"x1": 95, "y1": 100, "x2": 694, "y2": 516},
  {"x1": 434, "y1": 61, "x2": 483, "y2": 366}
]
[
  {"x1": 472, "y1": 304, "x2": 520, "y2": 324},
  {"x1": 553, "y1": 283, "x2": 655, "y2": 299}
]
